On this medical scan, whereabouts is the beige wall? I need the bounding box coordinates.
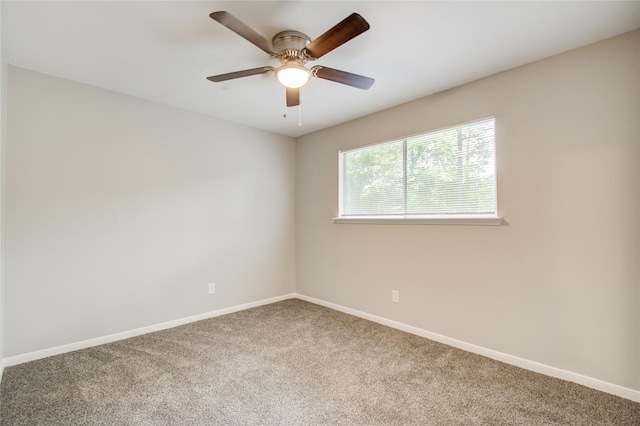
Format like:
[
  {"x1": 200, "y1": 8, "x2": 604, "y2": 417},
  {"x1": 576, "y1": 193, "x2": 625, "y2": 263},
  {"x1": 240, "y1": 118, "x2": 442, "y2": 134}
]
[
  {"x1": 0, "y1": 3, "x2": 5, "y2": 368},
  {"x1": 4, "y1": 66, "x2": 296, "y2": 357},
  {"x1": 296, "y1": 30, "x2": 640, "y2": 390}
]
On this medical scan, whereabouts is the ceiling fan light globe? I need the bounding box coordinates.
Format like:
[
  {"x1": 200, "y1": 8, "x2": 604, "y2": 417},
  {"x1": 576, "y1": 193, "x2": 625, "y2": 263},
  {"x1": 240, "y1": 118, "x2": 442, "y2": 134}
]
[{"x1": 276, "y1": 64, "x2": 310, "y2": 88}]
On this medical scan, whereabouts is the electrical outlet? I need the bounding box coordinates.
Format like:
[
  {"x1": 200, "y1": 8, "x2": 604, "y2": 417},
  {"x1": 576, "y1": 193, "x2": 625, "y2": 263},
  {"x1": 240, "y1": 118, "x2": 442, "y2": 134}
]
[
  {"x1": 208, "y1": 283, "x2": 216, "y2": 295},
  {"x1": 392, "y1": 290, "x2": 400, "y2": 303}
]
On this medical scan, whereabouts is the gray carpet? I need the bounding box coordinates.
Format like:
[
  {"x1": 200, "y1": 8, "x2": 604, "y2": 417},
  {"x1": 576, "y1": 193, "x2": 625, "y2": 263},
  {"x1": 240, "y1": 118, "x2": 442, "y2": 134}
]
[{"x1": 1, "y1": 299, "x2": 638, "y2": 425}]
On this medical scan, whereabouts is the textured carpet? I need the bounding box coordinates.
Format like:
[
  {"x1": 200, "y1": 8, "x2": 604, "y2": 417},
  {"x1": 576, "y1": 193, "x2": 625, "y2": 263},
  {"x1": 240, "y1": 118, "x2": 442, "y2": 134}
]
[{"x1": 1, "y1": 299, "x2": 638, "y2": 425}]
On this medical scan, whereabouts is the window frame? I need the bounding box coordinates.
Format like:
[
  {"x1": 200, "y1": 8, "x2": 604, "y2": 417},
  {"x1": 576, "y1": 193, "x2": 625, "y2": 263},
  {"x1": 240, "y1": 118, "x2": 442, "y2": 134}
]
[{"x1": 335, "y1": 117, "x2": 502, "y2": 226}]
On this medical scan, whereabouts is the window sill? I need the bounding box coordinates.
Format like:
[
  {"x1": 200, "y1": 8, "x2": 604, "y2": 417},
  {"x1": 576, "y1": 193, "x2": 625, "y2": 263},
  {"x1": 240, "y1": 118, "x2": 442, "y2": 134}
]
[{"x1": 333, "y1": 215, "x2": 503, "y2": 226}]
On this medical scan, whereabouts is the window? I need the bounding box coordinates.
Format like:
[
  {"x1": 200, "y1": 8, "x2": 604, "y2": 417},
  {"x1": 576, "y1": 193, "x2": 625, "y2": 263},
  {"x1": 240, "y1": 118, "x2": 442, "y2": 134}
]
[{"x1": 337, "y1": 117, "x2": 500, "y2": 225}]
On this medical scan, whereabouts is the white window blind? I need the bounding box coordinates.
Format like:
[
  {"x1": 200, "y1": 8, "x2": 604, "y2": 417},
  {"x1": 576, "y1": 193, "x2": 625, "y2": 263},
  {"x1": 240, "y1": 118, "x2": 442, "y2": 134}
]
[{"x1": 340, "y1": 117, "x2": 496, "y2": 218}]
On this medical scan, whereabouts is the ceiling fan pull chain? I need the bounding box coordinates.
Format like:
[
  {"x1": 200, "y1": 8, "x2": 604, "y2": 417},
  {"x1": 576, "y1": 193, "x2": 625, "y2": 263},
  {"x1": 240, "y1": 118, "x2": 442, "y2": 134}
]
[{"x1": 298, "y1": 95, "x2": 303, "y2": 127}]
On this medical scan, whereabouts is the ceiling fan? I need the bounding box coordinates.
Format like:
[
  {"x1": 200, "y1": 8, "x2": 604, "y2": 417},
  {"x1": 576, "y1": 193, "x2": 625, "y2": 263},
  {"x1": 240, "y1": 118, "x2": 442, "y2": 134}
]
[{"x1": 206, "y1": 11, "x2": 375, "y2": 108}]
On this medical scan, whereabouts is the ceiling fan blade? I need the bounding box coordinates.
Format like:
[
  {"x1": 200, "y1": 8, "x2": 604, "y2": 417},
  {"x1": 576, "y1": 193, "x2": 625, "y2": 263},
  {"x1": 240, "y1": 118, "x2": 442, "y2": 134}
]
[
  {"x1": 286, "y1": 87, "x2": 300, "y2": 107},
  {"x1": 210, "y1": 11, "x2": 274, "y2": 55},
  {"x1": 303, "y1": 13, "x2": 370, "y2": 59},
  {"x1": 207, "y1": 66, "x2": 274, "y2": 82},
  {"x1": 311, "y1": 66, "x2": 374, "y2": 90}
]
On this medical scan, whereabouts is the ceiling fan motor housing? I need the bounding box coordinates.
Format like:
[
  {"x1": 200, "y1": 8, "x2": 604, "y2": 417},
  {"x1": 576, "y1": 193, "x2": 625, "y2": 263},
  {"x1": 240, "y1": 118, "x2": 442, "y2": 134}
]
[{"x1": 272, "y1": 30, "x2": 311, "y2": 63}]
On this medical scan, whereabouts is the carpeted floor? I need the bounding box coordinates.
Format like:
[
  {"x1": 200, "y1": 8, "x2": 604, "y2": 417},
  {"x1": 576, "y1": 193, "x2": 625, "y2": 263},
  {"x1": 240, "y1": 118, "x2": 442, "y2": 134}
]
[{"x1": 1, "y1": 299, "x2": 638, "y2": 425}]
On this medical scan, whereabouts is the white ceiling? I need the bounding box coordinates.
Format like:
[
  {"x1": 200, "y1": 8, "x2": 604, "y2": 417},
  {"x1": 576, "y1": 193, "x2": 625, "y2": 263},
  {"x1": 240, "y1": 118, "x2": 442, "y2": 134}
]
[{"x1": 3, "y1": 1, "x2": 640, "y2": 137}]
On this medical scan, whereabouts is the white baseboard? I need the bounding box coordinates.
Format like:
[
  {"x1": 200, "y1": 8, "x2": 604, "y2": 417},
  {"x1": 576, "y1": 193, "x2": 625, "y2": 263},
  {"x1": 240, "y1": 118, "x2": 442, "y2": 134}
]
[
  {"x1": 2, "y1": 292, "x2": 638, "y2": 403},
  {"x1": 2, "y1": 293, "x2": 296, "y2": 368},
  {"x1": 295, "y1": 293, "x2": 640, "y2": 403}
]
